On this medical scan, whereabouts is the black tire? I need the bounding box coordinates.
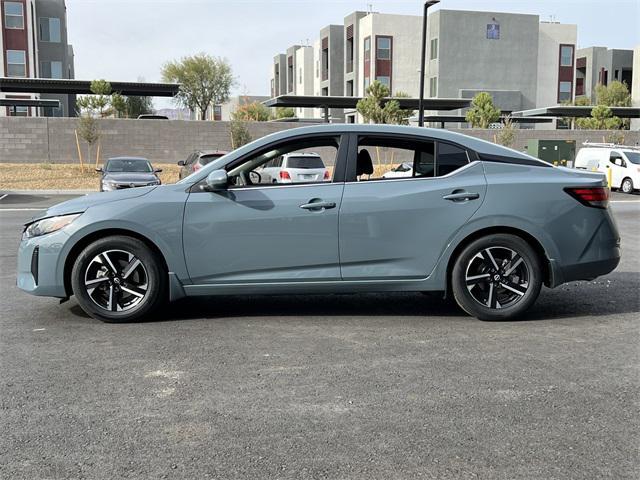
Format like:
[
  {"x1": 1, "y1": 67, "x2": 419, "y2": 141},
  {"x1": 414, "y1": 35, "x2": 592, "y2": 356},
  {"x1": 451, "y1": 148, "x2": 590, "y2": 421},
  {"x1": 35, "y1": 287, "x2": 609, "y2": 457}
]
[
  {"x1": 451, "y1": 234, "x2": 542, "y2": 321},
  {"x1": 621, "y1": 177, "x2": 634, "y2": 194},
  {"x1": 71, "y1": 235, "x2": 167, "y2": 323}
]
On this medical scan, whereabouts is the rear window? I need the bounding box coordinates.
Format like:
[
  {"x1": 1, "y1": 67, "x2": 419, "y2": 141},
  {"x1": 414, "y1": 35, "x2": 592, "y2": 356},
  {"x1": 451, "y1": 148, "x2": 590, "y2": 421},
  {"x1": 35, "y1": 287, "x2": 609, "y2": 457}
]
[
  {"x1": 199, "y1": 153, "x2": 225, "y2": 166},
  {"x1": 285, "y1": 156, "x2": 325, "y2": 169}
]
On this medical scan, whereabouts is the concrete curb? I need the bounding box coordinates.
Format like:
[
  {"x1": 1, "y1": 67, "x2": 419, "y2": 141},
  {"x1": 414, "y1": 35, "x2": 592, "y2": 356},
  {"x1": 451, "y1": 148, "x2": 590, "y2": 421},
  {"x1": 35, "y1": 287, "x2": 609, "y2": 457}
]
[{"x1": 0, "y1": 189, "x2": 94, "y2": 196}]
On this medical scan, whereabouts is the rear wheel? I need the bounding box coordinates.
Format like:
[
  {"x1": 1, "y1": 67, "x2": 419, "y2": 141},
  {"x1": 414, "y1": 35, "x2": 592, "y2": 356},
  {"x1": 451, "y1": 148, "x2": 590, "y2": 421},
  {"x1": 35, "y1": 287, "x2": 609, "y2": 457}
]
[
  {"x1": 71, "y1": 235, "x2": 166, "y2": 323},
  {"x1": 621, "y1": 177, "x2": 634, "y2": 194},
  {"x1": 451, "y1": 234, "x2": 542, "y2": 321}
]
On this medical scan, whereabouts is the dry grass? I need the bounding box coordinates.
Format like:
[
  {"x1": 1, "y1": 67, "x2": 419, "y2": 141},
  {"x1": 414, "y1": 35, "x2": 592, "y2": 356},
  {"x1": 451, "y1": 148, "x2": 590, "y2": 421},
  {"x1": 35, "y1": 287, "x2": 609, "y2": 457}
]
[{"x1": 0, "y1": 163, "x2": 181, "y2": 191}]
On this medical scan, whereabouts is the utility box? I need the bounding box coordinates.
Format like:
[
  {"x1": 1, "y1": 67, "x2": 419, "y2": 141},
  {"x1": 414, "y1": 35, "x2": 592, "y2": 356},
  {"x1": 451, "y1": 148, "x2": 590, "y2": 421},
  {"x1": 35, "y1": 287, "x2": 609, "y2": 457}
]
[{"x1": 527, "y1": 139, "x2": 576, "y2": 167}]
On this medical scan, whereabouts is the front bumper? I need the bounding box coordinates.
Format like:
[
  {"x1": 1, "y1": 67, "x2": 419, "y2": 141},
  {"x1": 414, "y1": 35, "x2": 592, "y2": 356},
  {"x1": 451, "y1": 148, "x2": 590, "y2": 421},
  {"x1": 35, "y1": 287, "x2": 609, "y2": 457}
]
[{"x1": 17, "y1": 229, "x2": 70, "y2": 298}]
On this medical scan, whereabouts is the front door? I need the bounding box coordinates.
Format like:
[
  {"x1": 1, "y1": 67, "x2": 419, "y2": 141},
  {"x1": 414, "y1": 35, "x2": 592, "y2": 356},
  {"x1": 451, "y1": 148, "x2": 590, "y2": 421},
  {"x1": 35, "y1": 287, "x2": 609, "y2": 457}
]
[
  {"x1": 609, "y1": 150, "x2": 626, "y2": 188},
  {"x1": 182, "y1": 134, "x2": 348, "y2": 284},
  {"x1": 339, "y1": 134, "x2": 487, "y2": 280}
]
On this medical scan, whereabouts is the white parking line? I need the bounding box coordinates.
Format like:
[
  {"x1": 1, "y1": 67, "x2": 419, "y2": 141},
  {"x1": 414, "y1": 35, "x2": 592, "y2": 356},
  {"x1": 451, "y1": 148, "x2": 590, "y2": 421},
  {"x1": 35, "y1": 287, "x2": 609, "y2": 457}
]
[{"x1": 611, "y1": 200, "x2": 640, "y2": 203}]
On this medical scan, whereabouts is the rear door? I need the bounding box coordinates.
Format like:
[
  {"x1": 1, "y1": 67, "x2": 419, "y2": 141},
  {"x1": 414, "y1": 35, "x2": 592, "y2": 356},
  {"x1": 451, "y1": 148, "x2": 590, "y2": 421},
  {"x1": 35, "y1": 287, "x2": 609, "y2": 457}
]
[{"x1": 339, "y1": 134, "x2": 487, "y2": 280}]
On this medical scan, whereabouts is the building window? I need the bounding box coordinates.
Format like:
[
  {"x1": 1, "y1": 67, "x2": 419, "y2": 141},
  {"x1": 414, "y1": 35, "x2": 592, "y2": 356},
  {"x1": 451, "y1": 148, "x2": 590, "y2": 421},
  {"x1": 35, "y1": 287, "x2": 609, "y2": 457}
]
[
  {"x1": 10, "y1": 105, "x2": 29, "y2": 117},
  {"x1": 376, "y1": 76, "x2": 390, "y2": 88},
  {"x1": 40, "y1": 61, "x2": 63, "y2": 79},
  {"x1": 376, "y1": 37, "x2": 391, "y2": 60},
  {"x1": 4, "y1": 1, "x2": 24, "y2": 29},
  {"x1": 363, "y1": 37, "x2": 371, "y2": 90},
  {"x1": 213, "y1": 105, "x2": 222, "y2": 121},
  {"x1": 42, "y1": 106, "x2": 63, "y2": 117},
  {"x1": 429, "y1": 77, "x2": 437, "y2": 97},
  {"x1": 321, "y1": 38, "x2": 329, "y2": 81},
  {"x1": 346, "y1": 80, "x2": 354, "y2": 97},
  {"x1": 487, "y1": 23, "x2": 500, "y2": 39},
  {"x1": 299, "y1": 67, "x2": 302, "y2": 84},
  {"x1": 315, "y1": 60, "x2": 319, "y2": 78},
  {"x1": 321, "y1": 87, "x2": 329, "y2": 96},
  {"x1": 39, "y1": 17, "x2": 62, "y2": 42},
  {"x1": 558, "y1": 81, "x2": 572, "y2": 102},
  {"x1": 346, "y1": 25, "x2": 354, "y2": 73},
  {"x1": 430, "y1": 38, "x2": 438, "y2": 60},
  {"x1": 6, "y1": 50, "x2": 26, "y2": 77},
  {"x1": 560, "y1": 45, "x2": 574, "y2": 67}
]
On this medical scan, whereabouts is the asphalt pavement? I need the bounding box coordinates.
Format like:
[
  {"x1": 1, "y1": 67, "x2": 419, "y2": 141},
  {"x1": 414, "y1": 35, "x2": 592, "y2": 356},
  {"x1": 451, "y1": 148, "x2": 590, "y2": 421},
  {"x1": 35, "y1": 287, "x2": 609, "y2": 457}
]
[{"x1": 0, "y1": 192, "x2": 638, "y2": 479}]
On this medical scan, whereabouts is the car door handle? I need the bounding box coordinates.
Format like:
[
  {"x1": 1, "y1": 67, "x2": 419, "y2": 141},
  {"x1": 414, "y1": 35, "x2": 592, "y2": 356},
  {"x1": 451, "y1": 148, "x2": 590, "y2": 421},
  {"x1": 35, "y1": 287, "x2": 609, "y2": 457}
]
[
  {"x1": 442, "y1": 191, "x2": 480, "y2": 202},
  {"x1": 300, "y1": 201, "x2": 336, "y2": 211}
]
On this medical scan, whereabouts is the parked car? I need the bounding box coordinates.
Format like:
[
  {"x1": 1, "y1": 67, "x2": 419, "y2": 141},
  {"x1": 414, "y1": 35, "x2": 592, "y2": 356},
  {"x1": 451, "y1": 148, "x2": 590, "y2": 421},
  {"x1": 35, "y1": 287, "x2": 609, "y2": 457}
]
[
  {"x1": 18, "y1": 125, "x2": 619, "y2": 323},
  {"x1": 178, "y1": 150, "x2": 228, "y2": 180},
  {"x1": 574, "y1": 143, "x2": 640, "y2": 194},
  {"x1": 137, "y1": 114, "x2": 169, "y2": 120},
  {"x1": 260, "y1": 152, "x2": 330, "y2": 183},
  {"x1": 382, "y1": 162, "x2": 413, "y2": 178},
  {"x1": 97, "y1": 157, "x2": 162, "y2": 192}
]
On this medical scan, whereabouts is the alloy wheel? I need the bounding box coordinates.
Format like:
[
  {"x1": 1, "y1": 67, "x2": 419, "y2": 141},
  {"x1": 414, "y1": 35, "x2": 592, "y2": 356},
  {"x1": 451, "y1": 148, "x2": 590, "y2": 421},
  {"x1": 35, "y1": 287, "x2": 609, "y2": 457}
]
[
  {"x1": 622, "y1": 179, "x2": 633, "y2": 194},
  {"x1": 83, "y1": 249, "x2": 148, "y2": 312},
  {"x1": 465, "y1": 246, "x2": 530, "y2": 309}
]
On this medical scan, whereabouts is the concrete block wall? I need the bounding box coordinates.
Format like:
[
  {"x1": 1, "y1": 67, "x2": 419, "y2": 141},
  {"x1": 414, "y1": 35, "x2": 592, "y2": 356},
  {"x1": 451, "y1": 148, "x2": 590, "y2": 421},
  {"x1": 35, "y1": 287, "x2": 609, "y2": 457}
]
[{"x1": 0, "y1": 117, "x2": 638, "y2": 164}]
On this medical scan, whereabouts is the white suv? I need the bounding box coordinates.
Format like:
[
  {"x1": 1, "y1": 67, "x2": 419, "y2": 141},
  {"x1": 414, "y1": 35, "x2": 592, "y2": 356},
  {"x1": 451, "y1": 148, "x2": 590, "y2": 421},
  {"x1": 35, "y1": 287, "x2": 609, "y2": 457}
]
[
  {"x1": 260, "y1": 152, "x2": 330, "y2": 184},
  {"x1": 574, "y1": 145, "x2": 640, "y2": 194}
]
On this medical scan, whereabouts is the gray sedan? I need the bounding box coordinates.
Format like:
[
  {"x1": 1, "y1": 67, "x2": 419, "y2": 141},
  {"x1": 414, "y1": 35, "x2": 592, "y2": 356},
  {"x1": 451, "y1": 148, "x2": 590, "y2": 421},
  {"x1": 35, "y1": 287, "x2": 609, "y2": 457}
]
[
  {"x1": 97, "y1": 157, "x2": 162, "y2": 191},
  {"x1": 17, "y1": 125, "x2": 620, "y2": 322}
]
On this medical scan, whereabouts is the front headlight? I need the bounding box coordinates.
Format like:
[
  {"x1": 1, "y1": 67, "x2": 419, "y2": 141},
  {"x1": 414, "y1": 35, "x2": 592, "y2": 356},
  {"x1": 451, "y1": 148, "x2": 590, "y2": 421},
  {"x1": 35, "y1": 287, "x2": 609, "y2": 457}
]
[{"x1": 23, "y1": 213, "x2": 82, "y2": 240}]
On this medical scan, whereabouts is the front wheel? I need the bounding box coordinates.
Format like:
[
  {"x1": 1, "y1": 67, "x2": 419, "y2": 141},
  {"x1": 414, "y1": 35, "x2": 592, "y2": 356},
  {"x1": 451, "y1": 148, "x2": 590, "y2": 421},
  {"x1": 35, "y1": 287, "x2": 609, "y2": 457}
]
[
  {"x1": 621, "y1": 177, "x2": 634, "y2": 194},
  {"x1": 451, "y1": 234, "x2": 542, "y2": 321},
  {"x1": 71, "y1": 235, "x2": 167, "y2": 322}
]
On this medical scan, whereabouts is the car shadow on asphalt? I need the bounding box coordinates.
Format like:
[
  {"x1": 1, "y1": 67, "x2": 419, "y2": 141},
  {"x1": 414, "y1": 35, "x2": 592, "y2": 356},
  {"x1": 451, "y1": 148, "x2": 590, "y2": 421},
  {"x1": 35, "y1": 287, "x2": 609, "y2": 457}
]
[{"x1": 65, "y1": 271, "x2": 639, "y2": 324}]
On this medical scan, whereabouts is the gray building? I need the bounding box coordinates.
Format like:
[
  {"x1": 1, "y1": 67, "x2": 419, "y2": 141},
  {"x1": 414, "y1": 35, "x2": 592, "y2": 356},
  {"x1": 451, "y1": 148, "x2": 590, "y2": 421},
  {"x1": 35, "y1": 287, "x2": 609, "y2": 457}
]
[
  {"x1": 575, "y1": 47, "x2": 634, "y2": 100},
  {"x1": 316, "y1": 24, "x2": 344, "y2": 121},
  {"x1": 271, "y1": 54, "x2": 286, "y2": 98},
  {"x1": 34, "y1": 0, "x2": 76, "y2": 116}
]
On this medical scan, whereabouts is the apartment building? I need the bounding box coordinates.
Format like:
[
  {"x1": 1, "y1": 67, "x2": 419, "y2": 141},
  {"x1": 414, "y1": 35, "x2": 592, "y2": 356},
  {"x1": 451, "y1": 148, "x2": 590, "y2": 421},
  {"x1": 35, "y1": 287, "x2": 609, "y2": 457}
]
[
  {"x1": 632, "y1": 45, "x2": 639, "y2": 131},
  {"x1": 0, "y1": 0, "x2": 75, "y2": 117},
  {"x1": 426, "y1": 10, "x2": 577, "y2": 128},
  {"x1": 575, "y1": 46, "x2": 634, "y2": 99}
]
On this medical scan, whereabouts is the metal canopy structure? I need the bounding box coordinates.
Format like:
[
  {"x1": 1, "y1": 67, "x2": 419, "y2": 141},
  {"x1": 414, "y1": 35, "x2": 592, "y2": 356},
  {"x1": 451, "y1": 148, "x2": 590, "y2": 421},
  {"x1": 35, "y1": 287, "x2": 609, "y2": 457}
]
[
  {"x1": 263, "y1": 95, "x2": 471, "y2": 122},
  {"x1": 0, "y1": 98, "x2": 60, "y2": 108},
  {"x1": 513, "y1": 106, "x2": 640, "y2": 119},
  {"x1": 0, "y1": 78, "x2": 180, "y2": 97},
  {"x1": 421, "y1": 115, "x2": 554, "y2": 127}
]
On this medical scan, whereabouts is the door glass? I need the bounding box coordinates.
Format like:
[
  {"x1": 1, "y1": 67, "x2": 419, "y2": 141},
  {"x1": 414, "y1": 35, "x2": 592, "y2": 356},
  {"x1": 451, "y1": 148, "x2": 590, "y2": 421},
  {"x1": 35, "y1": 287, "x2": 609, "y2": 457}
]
[
  {"x1": 437, "y1": 142, "x2": 470, "y2": 176},
  {"x1": 228, "y1": 136, "x2": 340, "y2": 186}
]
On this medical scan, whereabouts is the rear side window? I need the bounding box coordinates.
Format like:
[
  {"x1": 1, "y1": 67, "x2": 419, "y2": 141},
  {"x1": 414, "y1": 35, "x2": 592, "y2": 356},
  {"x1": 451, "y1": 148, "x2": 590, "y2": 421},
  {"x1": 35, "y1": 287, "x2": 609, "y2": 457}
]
[
  {"x1": 285, "y1": 156, "x2": 325, "y2": 169},
  {"x1": 437, "y1": 143, "x2": 469, "y2": 176}
]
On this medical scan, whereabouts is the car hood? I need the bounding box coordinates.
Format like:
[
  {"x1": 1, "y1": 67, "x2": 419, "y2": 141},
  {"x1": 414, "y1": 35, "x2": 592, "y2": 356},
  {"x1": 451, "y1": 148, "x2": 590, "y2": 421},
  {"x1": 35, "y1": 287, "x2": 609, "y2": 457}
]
[
  {"x1": 103, "y1": 172, "x2": 158, "y2": 183},
  {"x1": 31, "y1": 186, "x2": 157, "y2": 221}
]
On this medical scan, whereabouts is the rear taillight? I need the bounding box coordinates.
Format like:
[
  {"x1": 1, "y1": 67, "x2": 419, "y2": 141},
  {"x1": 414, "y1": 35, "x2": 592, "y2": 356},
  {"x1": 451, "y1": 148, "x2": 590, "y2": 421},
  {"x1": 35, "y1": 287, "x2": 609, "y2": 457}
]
[
  {"x1": 280, "y1": 171, "x2": 291, "y2": 180},
  {"x1": 193, "y1": 163, "x2": 201, "y2": 172},
  {"x1": 565, "y1": 187, "x2": 609, "y2": 209},
  {"x1": 324, "y1": 170, "x2": 330, "y2": 180}
]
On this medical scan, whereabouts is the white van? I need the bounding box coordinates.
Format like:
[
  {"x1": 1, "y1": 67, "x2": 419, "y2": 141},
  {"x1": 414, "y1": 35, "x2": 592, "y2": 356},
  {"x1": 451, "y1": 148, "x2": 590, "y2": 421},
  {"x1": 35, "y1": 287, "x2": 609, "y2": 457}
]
[{"x1": 574, "y1": 144, "x2": 640, "y2": 194}]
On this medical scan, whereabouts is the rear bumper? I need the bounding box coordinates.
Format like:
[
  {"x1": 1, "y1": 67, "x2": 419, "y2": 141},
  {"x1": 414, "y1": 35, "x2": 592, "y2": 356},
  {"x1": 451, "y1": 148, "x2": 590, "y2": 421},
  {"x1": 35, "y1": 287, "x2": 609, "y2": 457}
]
[{"x1": 549, "y1": 244, "x2": 620, "y2": 287}]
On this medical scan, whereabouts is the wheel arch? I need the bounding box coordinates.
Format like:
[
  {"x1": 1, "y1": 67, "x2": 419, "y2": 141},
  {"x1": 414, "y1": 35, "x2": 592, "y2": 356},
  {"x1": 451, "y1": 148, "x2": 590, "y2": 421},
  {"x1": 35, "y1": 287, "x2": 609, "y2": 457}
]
[
  {"x1": 445, "y1": 226, "x2": 552, "y2": 295},
  {"x1": 63, "y1": 228, "x2": 169, "y2": 297}
]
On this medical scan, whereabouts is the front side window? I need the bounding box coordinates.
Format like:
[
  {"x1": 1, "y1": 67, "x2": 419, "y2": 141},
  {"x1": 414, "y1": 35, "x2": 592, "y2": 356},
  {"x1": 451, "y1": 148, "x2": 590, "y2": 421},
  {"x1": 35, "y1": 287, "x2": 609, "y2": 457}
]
[
  {"x1": 227, "y1": 136, "x2": 340, "y2": 187},
  {"x1": 6, "y1": 50, "x2": 26, "y2": 77},
  {"x1": 376, "y1": 37, "x2": 391, "y2": 60},
  {"x1": 609, "y1": 152, "x2": 624, "y2": 167},
  {"x1": 4, "y1": 1, "x2": 24, "y2": 28},
  {"x1": 353, "y1": 136, "x2": 470, "y2": 182},
  {"x1": 560, "y1": 45, "x2": 574, "y2": 66},
  {"x1": 39, "y1": 17, "x2": 61, "y2": 42},
  {"x1": 430, "y1": 38, "x2": 438, "y2": 60}
]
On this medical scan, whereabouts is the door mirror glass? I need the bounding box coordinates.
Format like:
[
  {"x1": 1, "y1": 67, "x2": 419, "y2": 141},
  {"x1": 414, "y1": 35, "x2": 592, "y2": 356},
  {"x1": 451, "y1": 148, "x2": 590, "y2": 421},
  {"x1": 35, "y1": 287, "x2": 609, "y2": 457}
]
[
  {"x1": 204, "y1": 170, "x2": 228, "y2": 190},
  {"x1": 177, "y1": 160, "x2": 185, "y2": 166},
  {"x1": 154, "y1": 168, "x2": 163, "y2": 173},
  {"x1": 95, "y1": 167, "x2": 103, "y2": 173}
]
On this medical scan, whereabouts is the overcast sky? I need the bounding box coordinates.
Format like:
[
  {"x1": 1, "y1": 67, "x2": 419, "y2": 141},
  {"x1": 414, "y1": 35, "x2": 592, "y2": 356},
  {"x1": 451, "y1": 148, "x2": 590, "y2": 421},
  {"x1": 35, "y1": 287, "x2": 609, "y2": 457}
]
[{"x1": 66, "y1": 0, "x2": 639, "y2": 108}]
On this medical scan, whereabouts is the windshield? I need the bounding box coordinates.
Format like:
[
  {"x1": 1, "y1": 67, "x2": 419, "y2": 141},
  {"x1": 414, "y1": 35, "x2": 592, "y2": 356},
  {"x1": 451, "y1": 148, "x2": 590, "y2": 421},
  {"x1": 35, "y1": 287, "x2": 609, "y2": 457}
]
[
  {"x1": 623, "y1": 151, "x2": 640, "y2": 165},
  {"x1": 106, "y1": 159, "x2": 153, "y2": 173},
  {"x1": 285, "y1": 156, "x2": 325, "y2": 169},
  {"x1": 199, "y1": 153, "x2": 226, "y2": 166}
]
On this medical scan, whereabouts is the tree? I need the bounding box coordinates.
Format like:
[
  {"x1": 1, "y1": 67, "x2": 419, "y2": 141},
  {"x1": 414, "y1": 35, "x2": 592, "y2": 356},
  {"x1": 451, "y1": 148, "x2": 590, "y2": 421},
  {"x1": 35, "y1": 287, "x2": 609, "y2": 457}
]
[
  {"x1": 275, "y1": 107, "x2": 295, "y2": 119},
  {"x1": 161, "y1": 53, "x2": 234, "y2": 120},
  {"x1": 595, "y1": 80, "x2": 631, "y2": 107},
  {"x1": 233, "y1": 101, "x2": 271, "y2": 121},
  {"x1": 125, "y1": 95, "x2": 154, "y2": 118},
  {"x1": 76, "y1": 79, "x2": 114, "y2": 117},
  {"x1": 356, "y1": 81, "x2": 412, "y2": 124},
  {"x1": 496, "y1": 115, "x2": 518, "y2": 148},
  {"x1": 465, "y1": 92, "x2": 501, "y2": 128},
  {"x1": 76, "y1": 115, "x2": 100, "y2": 172},
  {"x1": 576, "y1": 105, "x2": 622, "y2": 130},
  {"x1": 229, "y1": 115, "x2": 252, "y2": 149}
]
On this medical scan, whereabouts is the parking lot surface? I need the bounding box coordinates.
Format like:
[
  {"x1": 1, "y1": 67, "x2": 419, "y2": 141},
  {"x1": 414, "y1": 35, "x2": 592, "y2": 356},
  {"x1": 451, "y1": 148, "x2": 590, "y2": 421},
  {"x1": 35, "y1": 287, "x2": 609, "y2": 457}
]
[{"x1": 1, "y1": 193, "x2": 639, "y2": 479}]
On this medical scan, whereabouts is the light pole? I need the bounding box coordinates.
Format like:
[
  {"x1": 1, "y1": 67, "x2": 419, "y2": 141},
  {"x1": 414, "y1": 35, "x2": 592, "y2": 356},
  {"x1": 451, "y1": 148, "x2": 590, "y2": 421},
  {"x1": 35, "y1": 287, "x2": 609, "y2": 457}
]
[{"x1": 418, "y1": 0, "x2": 440, "y2": 127}]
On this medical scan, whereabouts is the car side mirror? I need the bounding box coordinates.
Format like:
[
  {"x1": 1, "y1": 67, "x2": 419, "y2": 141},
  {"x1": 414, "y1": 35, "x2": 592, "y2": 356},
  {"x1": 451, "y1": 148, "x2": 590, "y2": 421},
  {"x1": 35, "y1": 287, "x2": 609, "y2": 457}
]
[
  {"x1": 204, "y1": 170, "x2": 228, "y2": 191},
  {"x1": 154, "y1": 168, "x2": 163, "y2": 173},
  {"x1": 177, "y1": 161, "x2": 185, "y2": 166},
  {"x1": 95, "y1": 167, "x2": 103, "y2": 173}
]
